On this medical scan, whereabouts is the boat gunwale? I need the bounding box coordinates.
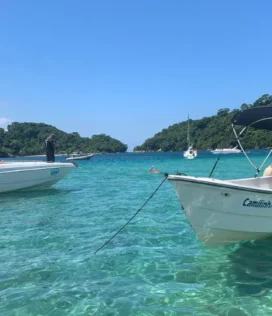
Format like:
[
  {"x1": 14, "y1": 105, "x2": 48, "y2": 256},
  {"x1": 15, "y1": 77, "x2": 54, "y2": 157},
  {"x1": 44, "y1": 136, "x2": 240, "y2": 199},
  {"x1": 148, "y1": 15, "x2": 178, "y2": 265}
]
[
  {"x1": 0, "y1": 163, "x2": 75, "y2": 174},
  {"x1": 168, "y1": 175, "x2": 272, "y2": 194},
  {"x1": 0, "y1": 166, "x2": 74, "y2": 173}
]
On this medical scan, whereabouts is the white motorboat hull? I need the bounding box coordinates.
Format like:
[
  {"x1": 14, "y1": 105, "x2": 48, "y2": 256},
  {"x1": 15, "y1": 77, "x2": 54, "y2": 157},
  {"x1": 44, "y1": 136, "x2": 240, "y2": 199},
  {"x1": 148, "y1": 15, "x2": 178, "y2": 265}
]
[
  {"x1": 210, "y1": 149, "x2": 241, "y2": 154},
  {"x1": 185, "y1": 154, "x2": 195, "y2": 159},
  {"x1": 168, "y1": 175, "x2": 272, "y2": 246},
  {"x1": 66, "y1": 154, "x2": 93, "y2": 161},
  {"x1": 0, "y1": 162, "x2": 75, "y2": 193}
]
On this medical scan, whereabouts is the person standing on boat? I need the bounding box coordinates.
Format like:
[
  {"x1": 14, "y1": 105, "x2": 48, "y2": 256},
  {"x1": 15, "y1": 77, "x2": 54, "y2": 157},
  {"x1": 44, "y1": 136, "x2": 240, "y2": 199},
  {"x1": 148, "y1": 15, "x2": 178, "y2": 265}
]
[{"x1": 45, "y1": 134, "x2": 55, "y2": 162}]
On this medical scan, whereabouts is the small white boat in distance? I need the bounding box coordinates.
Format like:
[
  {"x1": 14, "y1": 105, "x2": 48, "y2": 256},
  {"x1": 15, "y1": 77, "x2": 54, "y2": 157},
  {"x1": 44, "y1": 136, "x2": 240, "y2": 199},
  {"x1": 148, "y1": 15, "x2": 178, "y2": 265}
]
[
  {"x1": 168, "y1": 106, "x2": 272, "y2": 246},
  {"x1": 210, "y1": 146, "x2": 241, "y2": 154},
  {"x1": 0, "y1": 161, "x2": 75, "y2": 193},
  {"x1": 66, "y1": 153, "x2": 94, "y2": 161}
]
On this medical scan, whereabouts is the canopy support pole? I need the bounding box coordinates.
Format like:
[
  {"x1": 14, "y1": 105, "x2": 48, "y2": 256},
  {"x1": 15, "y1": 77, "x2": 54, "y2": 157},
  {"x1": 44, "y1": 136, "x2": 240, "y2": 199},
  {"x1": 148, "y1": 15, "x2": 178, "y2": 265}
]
[{"x1": 232, "y1": 123, "x2": 272, "y2": 177}]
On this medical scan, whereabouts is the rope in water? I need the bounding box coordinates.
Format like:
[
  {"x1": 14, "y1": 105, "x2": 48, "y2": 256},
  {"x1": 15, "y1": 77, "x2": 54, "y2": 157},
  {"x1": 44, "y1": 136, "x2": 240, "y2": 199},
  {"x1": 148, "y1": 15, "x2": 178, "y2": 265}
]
[{"x1": 94, "y1": 172, "x2": 169, "y2": 254}]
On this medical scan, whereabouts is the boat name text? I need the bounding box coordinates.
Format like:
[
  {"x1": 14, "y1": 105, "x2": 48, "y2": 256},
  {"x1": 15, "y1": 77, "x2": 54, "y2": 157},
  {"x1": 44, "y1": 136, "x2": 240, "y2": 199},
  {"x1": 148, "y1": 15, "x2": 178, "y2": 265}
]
[{"x1": 243, "y1": 198, "x2": 272, "y2": 208}]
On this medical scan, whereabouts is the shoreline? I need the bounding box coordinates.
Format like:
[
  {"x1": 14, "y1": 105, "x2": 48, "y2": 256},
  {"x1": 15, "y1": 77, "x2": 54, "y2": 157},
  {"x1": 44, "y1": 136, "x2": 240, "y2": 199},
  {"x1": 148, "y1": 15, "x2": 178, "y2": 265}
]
[{"x1": 0, "y1": 148, "x2": 270, "y2": 159}]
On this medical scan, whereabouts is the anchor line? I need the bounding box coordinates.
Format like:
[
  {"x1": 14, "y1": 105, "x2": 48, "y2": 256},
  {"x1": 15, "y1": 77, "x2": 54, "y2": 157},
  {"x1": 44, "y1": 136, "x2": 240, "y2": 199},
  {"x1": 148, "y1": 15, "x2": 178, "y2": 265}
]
[{"x1": 94, "y1": 173, "x2": 169, "y2": 254}]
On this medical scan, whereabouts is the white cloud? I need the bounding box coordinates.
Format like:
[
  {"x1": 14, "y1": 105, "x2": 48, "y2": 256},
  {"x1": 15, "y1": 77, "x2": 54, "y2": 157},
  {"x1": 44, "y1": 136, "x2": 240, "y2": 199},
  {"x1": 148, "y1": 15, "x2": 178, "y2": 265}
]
[{"x1": 0, "y1": 117, "x2": 12, "y2": 130}]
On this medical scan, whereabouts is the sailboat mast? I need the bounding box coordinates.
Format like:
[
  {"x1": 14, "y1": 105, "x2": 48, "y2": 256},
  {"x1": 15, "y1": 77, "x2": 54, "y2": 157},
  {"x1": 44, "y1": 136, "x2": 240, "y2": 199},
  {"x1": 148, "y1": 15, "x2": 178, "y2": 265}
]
[{"x1": 187, "y1": 114, "x2": 190, "y2": 147}]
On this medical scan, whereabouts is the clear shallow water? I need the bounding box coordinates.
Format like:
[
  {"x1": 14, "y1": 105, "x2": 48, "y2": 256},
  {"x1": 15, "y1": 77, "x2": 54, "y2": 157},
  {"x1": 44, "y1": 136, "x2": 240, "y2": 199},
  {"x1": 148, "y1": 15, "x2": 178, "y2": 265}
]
[{"x1": 1, "y1": 151, "x2": 272, "y2": 315}]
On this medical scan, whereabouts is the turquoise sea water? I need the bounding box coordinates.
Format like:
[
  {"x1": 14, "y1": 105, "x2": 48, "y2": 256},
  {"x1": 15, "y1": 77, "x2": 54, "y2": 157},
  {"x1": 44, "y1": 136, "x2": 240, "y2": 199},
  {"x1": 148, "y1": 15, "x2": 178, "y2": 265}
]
[{"x1": 2, "y1": 151, "x2": 272, "y2": 315}]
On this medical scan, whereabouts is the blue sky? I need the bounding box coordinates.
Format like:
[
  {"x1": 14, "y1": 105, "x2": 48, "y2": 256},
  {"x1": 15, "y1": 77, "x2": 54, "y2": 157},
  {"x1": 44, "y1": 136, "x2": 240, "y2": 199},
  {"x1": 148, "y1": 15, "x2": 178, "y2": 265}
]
[{"x1": 1, "y1": 0, "x2": 272, "y2": 151}]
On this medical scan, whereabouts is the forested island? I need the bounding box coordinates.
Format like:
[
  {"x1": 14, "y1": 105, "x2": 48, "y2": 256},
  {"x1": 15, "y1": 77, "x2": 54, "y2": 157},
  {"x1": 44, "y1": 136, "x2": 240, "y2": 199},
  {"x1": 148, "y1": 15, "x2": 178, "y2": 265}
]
[
  {"x1": 0, "y1": 122, "x2": 128, "y2": 157},
  {"x1": 134, "y1": 94, "x2": 272, "y2": 152}
]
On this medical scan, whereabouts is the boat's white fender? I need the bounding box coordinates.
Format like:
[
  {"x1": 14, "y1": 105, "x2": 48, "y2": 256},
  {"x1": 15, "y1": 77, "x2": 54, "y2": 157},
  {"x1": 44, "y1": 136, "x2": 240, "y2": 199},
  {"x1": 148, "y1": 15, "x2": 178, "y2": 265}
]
[{"x1": 263, "y1": 165, "x2": 272, "y2": 176}]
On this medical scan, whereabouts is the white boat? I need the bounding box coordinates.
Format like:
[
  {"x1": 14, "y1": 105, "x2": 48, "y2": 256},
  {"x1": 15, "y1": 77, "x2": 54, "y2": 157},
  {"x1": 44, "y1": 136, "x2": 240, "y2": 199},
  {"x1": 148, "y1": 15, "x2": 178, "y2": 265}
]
[
  {"x1": 66, "y1": 153, "x2": 94, "y2": 161},
  {"x1": 184, "y1": 146, "x2": 198, "y2": 159},
  {"x1": 210, "y1": 146, "x2": 241, "y2": 154},
  {"x1": 183, "y1": 115, "x2": 197, "y2": 159},
  {"x1": 168, "y1": 106, "x2": 272, "y2": 246},
  {"x1": 0, "y1": 161, "x2": 75, "y2": 193}
]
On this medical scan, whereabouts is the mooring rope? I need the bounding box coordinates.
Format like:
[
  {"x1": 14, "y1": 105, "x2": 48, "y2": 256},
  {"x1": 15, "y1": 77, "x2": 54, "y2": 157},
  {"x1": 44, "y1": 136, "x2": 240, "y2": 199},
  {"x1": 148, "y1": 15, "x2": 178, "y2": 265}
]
[
  {"x1": 208, "y1": 153, "x2": 222, "y2": 178},
  {"x1": 94, "y1": 172, "x2": 169, "y2": 254}
]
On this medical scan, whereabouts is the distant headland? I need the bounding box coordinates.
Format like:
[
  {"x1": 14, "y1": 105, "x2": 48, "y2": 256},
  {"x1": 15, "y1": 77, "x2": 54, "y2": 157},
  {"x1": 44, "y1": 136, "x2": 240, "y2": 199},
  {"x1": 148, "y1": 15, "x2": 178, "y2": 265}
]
[
  {"x1": 133, "y1": 94, "x2": 272, "y2": 152},
  {"x1": 0, "y1": 122, "x2": 127, "y2": 157}
]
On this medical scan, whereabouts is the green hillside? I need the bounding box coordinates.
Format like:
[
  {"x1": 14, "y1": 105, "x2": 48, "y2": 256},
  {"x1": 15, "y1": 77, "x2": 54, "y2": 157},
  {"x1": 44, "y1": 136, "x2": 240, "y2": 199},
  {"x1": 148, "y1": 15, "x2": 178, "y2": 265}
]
[
  {"x1": 0, "y1": 122, "x2": 128, "y2": 157},
  {"x1": 134, "y1": 94, "x2": 272, "y2": 152}
]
